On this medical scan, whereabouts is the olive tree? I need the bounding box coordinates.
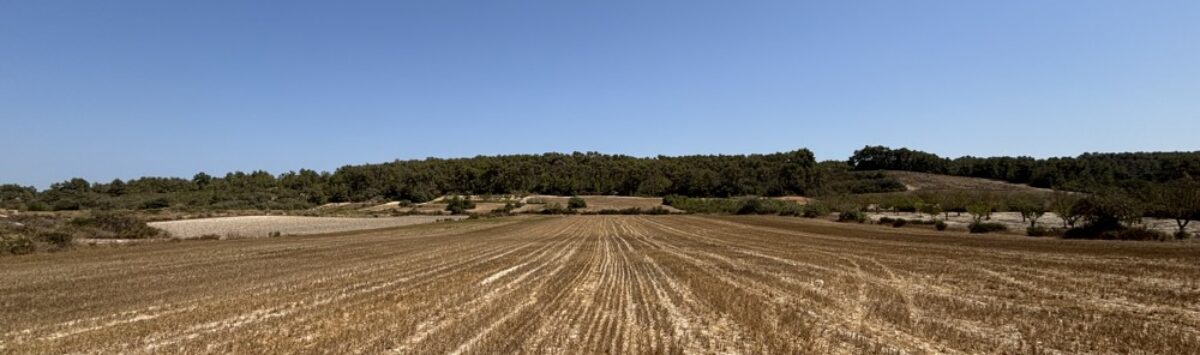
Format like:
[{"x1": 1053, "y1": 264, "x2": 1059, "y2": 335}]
[
  {"x1": 1049, "y1": 190, "x2": 1083, "y2": 228},
  {"x1": 1153, "y1": 177, "x2": 1200, "y2": 237}
]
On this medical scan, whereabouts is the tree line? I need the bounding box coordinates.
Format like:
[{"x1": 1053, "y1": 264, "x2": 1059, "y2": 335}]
[
  {"x1": 4, "y1": 146, "x2": 1197, "y2": 215},
  {"x1": 2, "y1": 150, "x2": 834, "y2": 211},
  {"x1": 849, "y1": 145, "x2": 1200, "y2": 191}
]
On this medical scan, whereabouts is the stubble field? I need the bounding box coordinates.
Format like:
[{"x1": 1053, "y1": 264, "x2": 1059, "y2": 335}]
[{"x1": 2, "y1": 215, "x2": 1199, "y2": 354}]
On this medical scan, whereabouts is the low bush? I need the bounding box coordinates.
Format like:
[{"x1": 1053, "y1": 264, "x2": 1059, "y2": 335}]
[
  {"x1": 540, "y1": 203, "x2": 575, "y2": 215},
  {"x1": 968, "y1": 222, "x2": 1007, "y2": 234},
  {"x1": 935, "y1": 220, "x2": 947, "y2": 231},
  {"x1": 491, "y1": 201, "x2": 525, "y2": 214},
  {"x1": 567, "y1": 197, "x2": 587, "y2": 210},
  {"x1": 1026, "y1": 226, "x2": 1047, "y2": 237},
  {"x1": 40, "y1": 231, "x2": 74, "y2": 249},
  {"x1": 1, "y1": 234, "x2": 36, "y2": 255},
  {"x1": 445, "y1": 196, "x2": 476, "y2": 215},
  {"x1": 1062, "y1": 224, "x2": 1170, "y2": 241},
  {"x1": 802, "y1": 203, "x2": 830, "y2": 218},
  {"x1": 1114, "y1": 228, "x2": 1171, "y2": 241},
  {"x1": 837, "y1": 210, "x2": 866, "y2": 223},
  {"x1": 71, "y1": 212, "x2": 164, "y2": 239},
  {"x1": 596, "y1": 207, "x2": 671, "y2": 215},
  {"x1": 891, "y1": 219, "x2": 908, "y2": 228},
  {"x1": 664, "y1": 195, "x2": 801, "y2": 215}
]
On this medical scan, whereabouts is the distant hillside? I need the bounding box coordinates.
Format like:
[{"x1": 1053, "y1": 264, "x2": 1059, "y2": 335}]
[
  {"x1": 850, "y1": 146, "x2": 1200, "y2": 191},
  {"x1": 881, "y1": 171, "x2": 1053, "y2": 194}
]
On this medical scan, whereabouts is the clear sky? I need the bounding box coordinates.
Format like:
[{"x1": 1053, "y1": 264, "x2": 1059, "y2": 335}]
[{"x1": 2, "y1": 1, "x2": 1198, "y2": 188}]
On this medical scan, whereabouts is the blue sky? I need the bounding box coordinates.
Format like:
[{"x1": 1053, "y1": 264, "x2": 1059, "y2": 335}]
[{"x1": 2, "y1": 1, "x2": 1198, "y2": 188}]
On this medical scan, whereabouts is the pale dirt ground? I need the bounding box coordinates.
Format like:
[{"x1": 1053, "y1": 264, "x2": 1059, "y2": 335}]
[
  {"x1": 147, "y1": 215, "x2": 464, "y2": 239},
  {"x1": 866, "y1": 211, "x2": 1194, "y2": 235},
  {"x1": 3, "y1": 216, "x2": 1199, "y2": 354},
  {"x1": 883, "y1": 170, "x2": 1055, "y2": 193}
]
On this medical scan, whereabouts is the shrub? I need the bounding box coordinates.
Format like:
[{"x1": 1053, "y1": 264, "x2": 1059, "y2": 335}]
[
  {"x1": 1026, "y1": 226, "x2": 1049, "y2": 237},
  {"x1": 445, "y1": 196, "x2": 476, "y2": 215},
  {"x1": 777, "y1": 208, "x2": 801, "y2": 217},
  {"x1": 968, "y1": 222, "x2": 1007, "y2": 234},
  {"x1": 41, "y1": 231, "x2": 74, "y2": 249},
  {"x1": 1116, "y1": 228, "x2": 1171, "y2": 241},
  {"x1": 71, "y1": 212, "x2": 164, "y2": 239},
  {"x1": 1063, "y1": 225, "x2": 1170, "y2": 241},
  {"x1": 540, "y1": 203, "x2": 574, "y2": 215},
  {"x1": 891, "y1": 219, "x2": 908, "y2": 228},
  {"x1": 878, "y1": 216, "x2": 895, "y2": 224},
  {"x1": 935, "y1": 220, "x2": 947, "y2": 231},
  {"x1": 491, "y1": 201, "x2": 524, "y2": 214},
  {"x1": 140, "y1": 197, "x2": 172, "y2": 210},
  {"x1": 1, "y1": 234, "x2": 35, "y2": 255},
  {"x1": 567, "y1": 197, "x2": 587, "y2": 210},
  {"x1": 837, "y1": 210, "x2": 866, "y2": 223},
  {"x1": 802, "y1": 203, "x2": 830, "y2": 218}
]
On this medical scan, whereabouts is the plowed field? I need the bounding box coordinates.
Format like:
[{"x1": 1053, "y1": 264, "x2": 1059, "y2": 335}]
[{"x1": 3, "y1": 216, "x2": 1199, "y2": 354}]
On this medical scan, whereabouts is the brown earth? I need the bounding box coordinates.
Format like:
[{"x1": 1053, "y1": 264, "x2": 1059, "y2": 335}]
[{"x1": 2, "y1": 216, "x2": 1198, "y2": 354}]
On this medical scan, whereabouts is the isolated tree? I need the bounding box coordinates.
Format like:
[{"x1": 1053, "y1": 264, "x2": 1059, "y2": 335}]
[
  {"x1": 913, "y1": 200, "x2": 928, "y2": 218},
  {"x1": 966, "y1": 203, "x2": 991, "y2": 224},
  {"x1": 920, "y1": 203, "x2": 943, "y2": 221},
  {"x1": 192, "y1": 172, "x2": 213, "y2": 189},
  {"x1": 1049, "y1": 190, "x2": 1083, "y2": 228},
  {"x1": 1022, "y1": 202, "x2": 1047, "y2": 229},
  {"x1": 445, "y1": 196, "x2": 475, "y2": 215},
  {"x1": 1153, "y1": 177, "x2": 1200, "y2": 237},
  {"x1": 567, "y1": 196, "x2": 587, "y2": 210}
]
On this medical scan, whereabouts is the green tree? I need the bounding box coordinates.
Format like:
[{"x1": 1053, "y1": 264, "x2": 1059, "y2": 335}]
[
  {"x1": 567, "y1": 196, "x2": 587, "y2": 210},
  {"x1": 445, "y1": 196, "x2": 475, "y2": 215},
  {"x1": 1152, "y1": 177, "x2": 1200, "y2": 237},
  {"x1": 1049, "y1": 190, "x2": 1083, "y2": 228}
]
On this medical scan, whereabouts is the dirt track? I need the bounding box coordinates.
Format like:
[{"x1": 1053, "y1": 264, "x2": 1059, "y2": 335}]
[{"x1": 3, "y1": 216, "x2": 1199, "y2": 354}]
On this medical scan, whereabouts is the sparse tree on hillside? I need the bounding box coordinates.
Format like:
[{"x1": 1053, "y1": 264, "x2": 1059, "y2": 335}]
[
  {"x1": 967, "y1": 203, "x2": 991, "y2": 224},
  {"x1": 1022, "y1": 202, "x2": 1047, "y2": 229},
  {"x1": 1153, "y1": 177, "x2": 1200, "y2": 237},
  {"x1": 1049, "y1": 190, "x2": 1083, "y2": 228}
]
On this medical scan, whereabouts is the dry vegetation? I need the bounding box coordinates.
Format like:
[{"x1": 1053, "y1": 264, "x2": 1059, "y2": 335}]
[
  {"x1": 148, "y1": 215, "x2": 464, "y2": 239},
  {"x1": 2, "y1": 216, "x2": 1199, "y2": 354},
  {"x1": 883, "y1": 170, "x2": 1054, "y2": 194},
  {"x1": 518, "y1": 195, "x2": 681, "y2": 213}
]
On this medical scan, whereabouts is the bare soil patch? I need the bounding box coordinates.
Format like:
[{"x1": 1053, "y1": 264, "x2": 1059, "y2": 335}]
[{"x1": 148, "y1": 215, "x2": 462, "y2": 239}]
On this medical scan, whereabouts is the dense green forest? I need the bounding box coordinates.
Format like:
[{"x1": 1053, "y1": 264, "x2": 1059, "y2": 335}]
[
  {"x1": 849, "y1": 146, "x2": 1200, "y2": 191},
  {"x1": 3, "y1": 146, "x2": 1198, "y2": 212},
  {"x1": 1, "y1": 150, "x2": 843, "y2": 211}
]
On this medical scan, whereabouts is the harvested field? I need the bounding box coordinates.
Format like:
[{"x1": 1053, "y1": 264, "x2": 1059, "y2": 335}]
[
  {"x1": 3, "y1": 216, "x2": 1199, "y2": 353},
  {"x1": 148, "y1": 215, "x2": 463, "y2": 239}
]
